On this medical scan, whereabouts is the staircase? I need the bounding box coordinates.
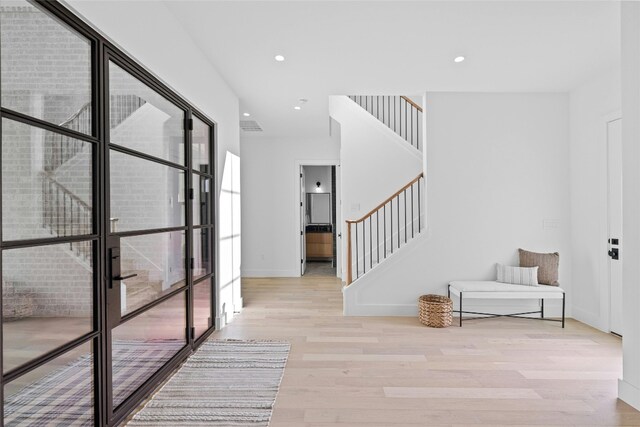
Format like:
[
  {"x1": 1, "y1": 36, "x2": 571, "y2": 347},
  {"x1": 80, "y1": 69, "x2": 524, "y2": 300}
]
[
  {"x1": 41, "y1": 172, "x2": 93, "y2": 264},
  {"x1": 348, "y1": 95, "x2": 423, "y2": 151},
  {"x1": 41, "y1": 94, "x2": 146, "y2": 265},
  {"x1": 330, "y1": 95, "x2": 425, "y2": 288},
  {"x1": 45, "y1": 95, "x2": 145, "y2": 173},
  {"x1": 346, "y1": 172, "x2": 424, "y2": 284},
  {"x1": 120, "y1": 269, "x2": 165, "y2": 314}
]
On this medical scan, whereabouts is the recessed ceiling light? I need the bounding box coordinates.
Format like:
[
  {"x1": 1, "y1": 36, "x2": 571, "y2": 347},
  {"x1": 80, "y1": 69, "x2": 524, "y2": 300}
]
[
  {"x1": 243, "y1": 112, "x2": 250, "y2": 117},
  {"x1": 274, "y1": 55, "x2": 285, "y2": 62},
  {"x1": 454, "y1": 56, "x2": 465, "y2": 63},
  {"x1": 294, "y1": 106, "x2": 301, "y2": 110}
]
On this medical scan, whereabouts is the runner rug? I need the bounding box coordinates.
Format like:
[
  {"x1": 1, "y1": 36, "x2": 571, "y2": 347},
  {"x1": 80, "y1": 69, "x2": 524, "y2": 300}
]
[
  {"x1": 127, "y1": 340, "x2": 290, "y2": 426},
  {"x1": 5, "y1": 339, "x2": 183, "y2": 427}
]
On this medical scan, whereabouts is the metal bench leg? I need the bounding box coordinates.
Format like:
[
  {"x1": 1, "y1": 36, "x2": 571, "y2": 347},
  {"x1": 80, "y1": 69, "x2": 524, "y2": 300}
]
[
  {"x1": 459, "y1": 291, "x2": 463, "y2": 327},
  {"x1": 562, "y1": 293, "x2": 565, "y2": 328}
]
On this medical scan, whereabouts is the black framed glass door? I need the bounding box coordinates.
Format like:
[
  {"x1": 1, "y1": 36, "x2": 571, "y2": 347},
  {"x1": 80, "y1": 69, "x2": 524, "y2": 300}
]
[
  {"x1": 104, "y1": 52, "x2": 192, "y2": 420},
  {"x1": 0, "y1": 1, "x2": 217, "y2": 425}
]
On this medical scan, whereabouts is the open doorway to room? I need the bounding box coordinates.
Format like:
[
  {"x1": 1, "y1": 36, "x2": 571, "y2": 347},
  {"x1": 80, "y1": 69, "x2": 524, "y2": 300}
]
[{"x1": 299, "y1": 164, "x2": 341, "y2": 277}]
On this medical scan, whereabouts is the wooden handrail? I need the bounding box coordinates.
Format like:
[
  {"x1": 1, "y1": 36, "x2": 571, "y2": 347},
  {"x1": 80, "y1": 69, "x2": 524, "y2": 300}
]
[
  {"x1": 347, "y1": 223, "x2": 353, "y2": 285},
  {"x1": 346, "y1": 172, "x2": 424, "y2": 224},
  {"x1": 400, "y1": 96, "x2": 423, "y2": 112},
  {"x1": 345, "y1": 172, "x2": 424, "y2": 285}
]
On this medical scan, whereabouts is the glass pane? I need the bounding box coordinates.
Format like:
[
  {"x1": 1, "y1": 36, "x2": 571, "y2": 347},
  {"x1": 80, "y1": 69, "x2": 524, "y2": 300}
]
[
  {"x1": 193, "y1": 279, "x2": 212, "y2": 338},
  {"x1": 111, "y1": 292, "x2": 186, "y2": 408},
  {"x1": 193, "y1": 174, "x2": 211, "y2": 225},
  {"x1": 193, "y1": 228, "x2": 212, "y2": 281},
  {"x1": 2, "y1": 118, "x2": 93, "y2": 241},
  {"x1": 3, "y1": 242, "x2": 94, "y2": 372},
  {"x1": 1, "y1": 1, "x2": 92, "y2": 133},
  {"x1": 110, "y1": 150, "x2": 185, "y2": 233},
  {"x1": 109, "y1": 62, "x2": 184, "y2": 165},
  {"x1": 4, "y1": 341, "x2": 94, "y2": 426},
  {"x1": 120, "y1": 231, "x2": 186, "y2": 315},
  {"x1": 192, "y1": 116, "x2": 210, "y2": 174}
]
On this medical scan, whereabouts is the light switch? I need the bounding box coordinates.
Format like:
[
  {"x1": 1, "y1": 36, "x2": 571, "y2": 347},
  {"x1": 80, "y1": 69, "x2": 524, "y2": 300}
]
[{"x1": 543, "y1": 219, "x2": 561, "y2": 229}]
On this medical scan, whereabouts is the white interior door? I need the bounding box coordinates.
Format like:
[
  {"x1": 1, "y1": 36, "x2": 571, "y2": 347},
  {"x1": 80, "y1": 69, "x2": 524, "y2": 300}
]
[
  {"x1": 300, "y1": 167, "x2": 307, "y2": 275},
  {"x1": 607, "y1": 117, "x2": 623, "y2": 336}
]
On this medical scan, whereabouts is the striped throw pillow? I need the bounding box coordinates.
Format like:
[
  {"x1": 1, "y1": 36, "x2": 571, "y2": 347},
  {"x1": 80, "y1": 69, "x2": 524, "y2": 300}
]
[{"x1": 496, "y1": 264, "x2": 539, "y2": 286}]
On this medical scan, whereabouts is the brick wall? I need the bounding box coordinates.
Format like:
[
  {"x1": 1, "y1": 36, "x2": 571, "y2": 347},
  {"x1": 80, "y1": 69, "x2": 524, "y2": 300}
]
[
  {"x1": 2, "y1": 243, "x2": 93, "y2": 318},
  {"x1": 0, "y1": 4, "x2": 92, "y2": 126}
]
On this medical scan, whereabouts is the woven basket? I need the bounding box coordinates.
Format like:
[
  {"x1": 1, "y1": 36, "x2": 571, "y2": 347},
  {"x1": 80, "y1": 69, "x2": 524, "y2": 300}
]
[{"x1": 418, "y1": 294, "x2": 453, "y2": 328}]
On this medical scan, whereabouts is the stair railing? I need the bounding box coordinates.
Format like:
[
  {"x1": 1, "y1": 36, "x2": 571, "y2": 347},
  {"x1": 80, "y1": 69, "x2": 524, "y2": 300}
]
[
  {"x1": 348, "y1": 95, "x2": 423, "y2": 151},
  {"x1": 44, "y1": 95, "x2": 146, "y2": 173},
  {"x1": 41, "y1": 172, "x2": 92, "y2": 266},
  {"x1": 45, "y1": 103, "x2": 91, "y2": 172},
  {"x1": 109, "y1": 94, "x2": 146, "y2": 129},
  {"x1": 345, "y1": 172, "x2": 424, "y2": 285}
]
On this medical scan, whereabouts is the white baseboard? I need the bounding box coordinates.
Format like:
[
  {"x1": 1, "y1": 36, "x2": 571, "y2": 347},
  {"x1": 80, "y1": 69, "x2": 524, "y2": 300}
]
[
  {"x1": 233, "y1": 297, "x2": 244, "y2": 313},
  {"x1": 344, "y1": 297, "x2": 567, "y2": 319},
  {"x1": 215, "y1": 315, "x2": 226, "y2": 330},
  {"x1": 572, "y1": 305, "x2": 606, "y2": 332},
  {"x1": 619, "y1": 378, "x2": 640, "y2": 410},
  {"x1": 344, "y1": 302, "x2": 418, "y2": 316},
  {"x1": 241, "y1": 269, "x2": 299, "y2": 277}
]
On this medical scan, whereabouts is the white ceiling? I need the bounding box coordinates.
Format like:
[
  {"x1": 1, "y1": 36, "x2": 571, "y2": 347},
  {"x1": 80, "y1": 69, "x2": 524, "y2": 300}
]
[{"x1": 163, "y1": 1, "x2": 620, "y2": 138}]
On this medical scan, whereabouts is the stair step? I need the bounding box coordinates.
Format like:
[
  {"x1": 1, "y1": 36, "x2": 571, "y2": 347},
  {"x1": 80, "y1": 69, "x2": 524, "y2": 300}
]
[{"x1": 124, "y1": 280, "x2": 164, "y2": 310}]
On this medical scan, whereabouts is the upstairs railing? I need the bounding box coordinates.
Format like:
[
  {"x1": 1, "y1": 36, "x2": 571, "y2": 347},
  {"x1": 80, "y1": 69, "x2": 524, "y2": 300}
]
[
  {"x1": 109, "y1": 94, "x2": 146, "y2": 129},
  {"x1": 41, "y1": 173, "x2": 92, "y2": 266},
  {"x1": 45, "y1": 103, "x2": 91, "y2": 172},
  {"x1": 348, "y1": 95, "x2": 423, "y2": 151},
  {"x1": 346, "y1": 172, "x2": 424, "y2": 285},
  {"x1": 45, "y1": 95, "x2": 146, "y2": 173}
]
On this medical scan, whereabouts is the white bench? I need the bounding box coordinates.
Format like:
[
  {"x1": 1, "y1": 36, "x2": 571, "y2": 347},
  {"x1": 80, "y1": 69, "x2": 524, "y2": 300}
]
[{"x1": 447, "y1": 281, "x2": 565, "y2": 328}]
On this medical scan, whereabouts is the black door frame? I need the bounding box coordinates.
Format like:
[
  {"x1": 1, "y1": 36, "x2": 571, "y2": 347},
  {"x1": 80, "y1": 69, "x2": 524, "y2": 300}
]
[{"x1": 0, "y1": 1, "x2": 218, "y2": 425}]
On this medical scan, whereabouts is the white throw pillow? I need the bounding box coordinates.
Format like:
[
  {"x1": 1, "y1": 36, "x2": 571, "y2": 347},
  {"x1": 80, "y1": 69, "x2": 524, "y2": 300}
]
[{"x1": 496, "y1": 264, "x2": 539, "y2": 286}]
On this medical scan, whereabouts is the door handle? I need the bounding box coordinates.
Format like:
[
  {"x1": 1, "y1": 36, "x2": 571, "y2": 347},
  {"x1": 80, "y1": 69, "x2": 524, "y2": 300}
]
[
  {"x1": 609, "y1": 248, "x2": 619, "y2": 260},
  {"x1": 114, "y1": 273, "x2": 138, "y2": 281}
]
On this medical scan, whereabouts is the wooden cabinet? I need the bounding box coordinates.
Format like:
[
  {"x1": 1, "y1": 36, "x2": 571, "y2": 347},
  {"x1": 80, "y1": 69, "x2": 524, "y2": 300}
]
[{"x1": 306, "y1": 232, "x2": 333, "y2": 259}]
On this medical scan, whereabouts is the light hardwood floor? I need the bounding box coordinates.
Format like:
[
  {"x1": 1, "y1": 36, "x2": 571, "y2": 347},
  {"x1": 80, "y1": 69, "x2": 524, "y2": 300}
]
[{"x1": 212, "y1": 276, "x2": 640, "y2": 426}]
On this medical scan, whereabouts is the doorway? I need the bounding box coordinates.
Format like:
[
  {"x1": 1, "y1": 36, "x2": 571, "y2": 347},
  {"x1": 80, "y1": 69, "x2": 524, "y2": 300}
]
[
  {"x1": 0, "y1": 2, "x2": 216, "y2": 426},
  {"x1": 607, "y1": 116, "x2": 623, "y2": 336},
  {"x1": 299, "y1": 164, "x2": 340, "y2": 277}
]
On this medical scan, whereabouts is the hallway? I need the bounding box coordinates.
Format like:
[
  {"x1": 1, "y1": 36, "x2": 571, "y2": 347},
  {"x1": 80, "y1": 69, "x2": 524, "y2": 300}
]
[
  {"x1": 213, "y1": 277, "x2": 640, "y2": 426},
  {"x1": 304, "y1": 261, "x2": 337, "y2": 277}
]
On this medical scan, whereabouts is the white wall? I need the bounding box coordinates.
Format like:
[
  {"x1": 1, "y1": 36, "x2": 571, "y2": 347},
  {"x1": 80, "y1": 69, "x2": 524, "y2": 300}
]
[
  {"x1": 569, "y1": 68, "x2": 621, "y2": 331},
  {"x1": 219, "y1": 152, "x2": 241, "y2": 325},
  {"x1": 344, "y1": 92, "x2": 572, "y2": 317},
  {"x1": 619, "y1": 1, "x2": 640, "y2": 410},
  {"x1": 241, "y1": 136, "x2": 340, "y2": 277},
  {"x1": 330, "y1": 96, "x2": 423, "y2": 222},
  {"x1": 303, "y1": 166, "x2": 331, "y2": 194},
  {"x1": 64, "y1": 0, "x2": 241, "y2": 326}
]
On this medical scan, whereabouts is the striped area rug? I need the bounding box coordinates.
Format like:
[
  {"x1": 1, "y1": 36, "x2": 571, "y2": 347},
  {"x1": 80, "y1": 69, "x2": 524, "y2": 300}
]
[
  {"x1": 127, "y1": 340, "x2": 290, "y2": 426},
  {"x1": 4, "y1": 339, "x2": 183, "y2": 427}
]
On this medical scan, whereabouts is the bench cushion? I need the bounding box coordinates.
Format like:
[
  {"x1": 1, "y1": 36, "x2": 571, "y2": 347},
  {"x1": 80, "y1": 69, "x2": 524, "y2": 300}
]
[
  {"x1": 448, "y1": 281, "x2": 565, "y2": 300},
  {"x1": 449, "y1": 280, "x2": 564, "y2": 293}
]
